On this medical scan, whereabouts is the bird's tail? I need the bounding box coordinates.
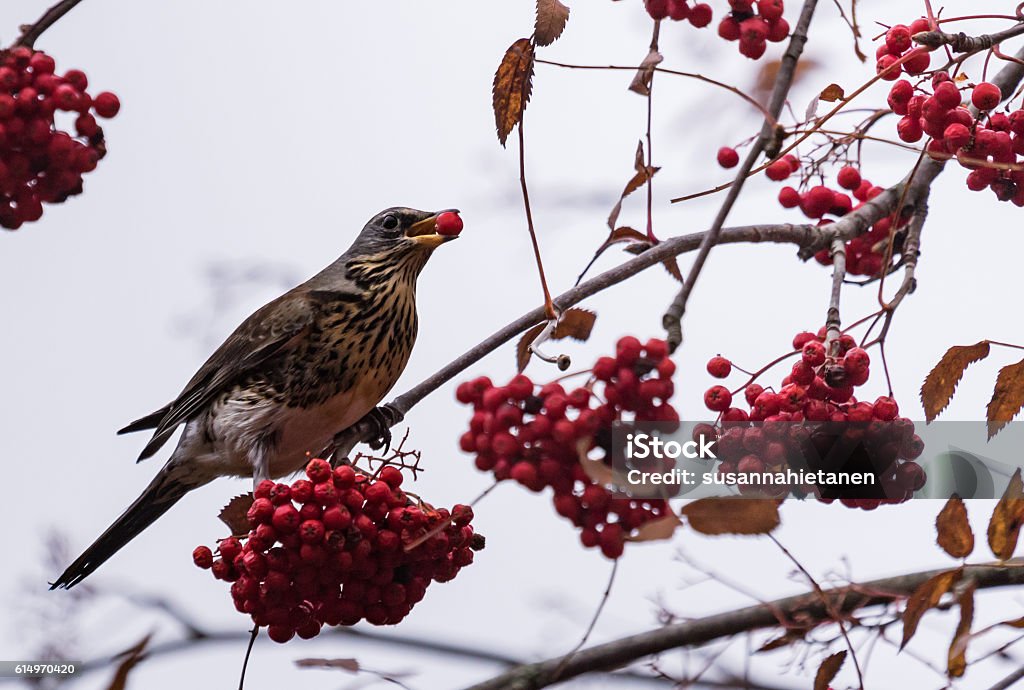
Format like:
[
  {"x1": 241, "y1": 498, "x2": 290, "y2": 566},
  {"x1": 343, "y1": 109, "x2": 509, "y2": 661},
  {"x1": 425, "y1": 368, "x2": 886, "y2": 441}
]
[{"x1": 51, "y1": 465, "x2": 200, "y2": 590}]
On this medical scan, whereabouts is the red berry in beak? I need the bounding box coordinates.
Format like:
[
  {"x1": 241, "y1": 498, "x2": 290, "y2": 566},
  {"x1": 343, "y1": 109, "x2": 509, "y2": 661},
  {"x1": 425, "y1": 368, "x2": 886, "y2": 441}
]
[{"x1": 435, "y1": 211, "x2": 464, "y2": 236}]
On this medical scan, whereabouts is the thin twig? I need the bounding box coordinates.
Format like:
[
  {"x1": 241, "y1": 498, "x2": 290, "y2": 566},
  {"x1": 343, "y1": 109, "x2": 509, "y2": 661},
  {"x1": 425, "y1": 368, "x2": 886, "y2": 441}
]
[
  {"x1": 238, "y1": 627, "x2": 258, "y2": 690},
  {"x1": 661, "y1": 0, "x2": 819, "y2": 353},
  {"x1": 551, "y1": 560, "x2": 620, "y2": 682},
  {"x1": 518, "y1": 121, "x2": 557, "y2": 321},
  {"x1": 13, "y1": 0, "x2": 86, "y2": 48}
]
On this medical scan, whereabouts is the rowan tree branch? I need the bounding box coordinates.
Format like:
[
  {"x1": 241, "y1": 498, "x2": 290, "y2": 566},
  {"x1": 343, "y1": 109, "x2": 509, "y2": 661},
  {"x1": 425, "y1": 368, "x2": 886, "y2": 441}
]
[
  {"x1": 465, "y1": 561, "x2": 1024, "y2": 690},
  {"x1": 12, "y1": 0, "x2": 86, "y2": 48},
  {"x1": 661, "y1": 0, "x2": 819, "y2": 353}
]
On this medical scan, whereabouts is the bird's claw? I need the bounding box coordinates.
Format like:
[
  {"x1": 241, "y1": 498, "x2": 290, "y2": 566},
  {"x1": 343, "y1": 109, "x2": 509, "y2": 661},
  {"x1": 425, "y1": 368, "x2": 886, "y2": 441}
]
[{"x1": 365, "y1": 405, "x2": 402, "y2": 453}]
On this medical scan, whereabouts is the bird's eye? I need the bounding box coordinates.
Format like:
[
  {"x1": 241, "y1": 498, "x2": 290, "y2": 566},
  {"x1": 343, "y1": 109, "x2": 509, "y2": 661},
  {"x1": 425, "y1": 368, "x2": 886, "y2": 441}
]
[{"x1": 382, "y1": 215, "x2": 399, "y2": 231}]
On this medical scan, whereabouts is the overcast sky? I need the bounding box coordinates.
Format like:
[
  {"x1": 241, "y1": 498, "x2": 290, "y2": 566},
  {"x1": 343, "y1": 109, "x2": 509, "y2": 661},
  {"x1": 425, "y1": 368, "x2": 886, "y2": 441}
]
[{"x1": 3, "y1": 1, "x2": 1024, "y2": 688}]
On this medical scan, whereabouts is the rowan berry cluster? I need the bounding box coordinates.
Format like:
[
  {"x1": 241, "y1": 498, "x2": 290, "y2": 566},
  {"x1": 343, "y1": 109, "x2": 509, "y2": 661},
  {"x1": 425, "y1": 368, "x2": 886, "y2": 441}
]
[
  {"x1": 456, "y1": 336, "x2": 677, "y2": 559},
  {"x1": 0, "y1": 47, "x2": 119, "y2": 230},
  {"x1": 755, "y1": 152, "x2": 910, "y2": 277},
  {"x1": 194, "y1": 459, "x2": 483, "y2": 643},
  {"x1": 702, "y1": 328, "x2": 925, "y2": 509},
  {"x1": 644, "y1": 0, "x2": 713, "y2": 29},
  {"x1": 874, "y1": 19, "x2": 932, "y2": 80},
  {"x1": 889, "y1": 71, "x2": 1024, "y2": 206},
  {"x1": 716, "y1": 0, "x2": 790, "y2": 60}
]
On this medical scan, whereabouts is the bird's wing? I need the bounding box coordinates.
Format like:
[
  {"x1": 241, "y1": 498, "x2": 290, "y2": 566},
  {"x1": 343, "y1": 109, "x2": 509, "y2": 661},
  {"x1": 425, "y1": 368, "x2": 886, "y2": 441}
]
[{"x1": 120, "y1": 285, "x2": 359, "y2": 461}]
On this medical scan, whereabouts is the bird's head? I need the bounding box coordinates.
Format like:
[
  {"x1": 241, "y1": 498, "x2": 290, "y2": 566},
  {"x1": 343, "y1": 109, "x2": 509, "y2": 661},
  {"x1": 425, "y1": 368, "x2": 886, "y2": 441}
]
[{"x1": 343, "y1": 207, "x2": 460, "y2": 286}]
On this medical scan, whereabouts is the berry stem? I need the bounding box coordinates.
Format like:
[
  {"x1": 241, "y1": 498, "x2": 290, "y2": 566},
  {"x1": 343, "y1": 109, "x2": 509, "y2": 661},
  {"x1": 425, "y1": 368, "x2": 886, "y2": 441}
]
[
  {"x1": 13, "y1": 0, "x2": 86, "y2": 49},
  {"x1": 644, "y1": 22, "x2": 661, "y2": 243},
  {"x1": 517, "y1": 121, "x2": 558, "y2": 321},
  {"x1": 237, "y1": 626, "x2": 258, "y2": 690}
]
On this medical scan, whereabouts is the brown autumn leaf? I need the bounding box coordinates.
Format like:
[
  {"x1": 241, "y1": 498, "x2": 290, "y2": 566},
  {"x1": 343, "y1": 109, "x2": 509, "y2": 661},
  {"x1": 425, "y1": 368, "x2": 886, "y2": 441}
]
[
  {"x1": 819, "y1": 83, "x2": 846, "y2": 102},
  {"x1": 552, "y1": 308, "x2": 596, "y2": 342},
  {"x1": 295, "y1": 658, "x2": 361, "y2": 672},
  {"x1": 492, "y1": 38, "x2": 535, "y2": 147},
  {"x1": 219, "y1": 493, "x2": 254, "y2": 535},
  {"x1": 753, "y1": 58, "x2": 819, "y2": 102},
  {"x1": 757, "y1": 630, "x2": 806, "y2": 652},
  {"x1": 662, "y1": 256, "x2": 683, "y2": 283},
  {"x1": 607, "y1": 226, "x2": 649, "y2": 245},
  {"x1": 920, "y1": 342, "x2": 991, "y2": 423},
  {"x1": 813, "y1": 650, "x2": 846, "y2": 690},
  {"x1": 626, "y1": 514, "x2": 681, "y2": 542},
  {"x1": 106, "y1": 633, "x2": 151, "y2": 690},
  {"x1": 607, "y1": 141, "x2": 660, "y2": 230},
  {"x1": 680, "y1": 497, "x2": 780, "y2": 536},
  {"x1": 628, "y1": 47, "x2": 663, "y2": 96},
  {"x1": 516, "y1": 322, "x2": 547, "y2": 373},
  {"x1": 947, "y1": 581, "x2": 976, "y2": 678},
  {"x1": 936, "y1": 495, "x2": 975, "y2": 559},
  {"x1": 901, "y1": 568, "x2": 962, "y2": 650},
  {"x1": 534, "y1": 0, "x2": 570, "y2": 47},
  {"x1": 988, "y1": 468, "x2": 1024, "y2": 560},
  {"x1": 987, "y1": 358, "x2": 1024, "y2": 439}
]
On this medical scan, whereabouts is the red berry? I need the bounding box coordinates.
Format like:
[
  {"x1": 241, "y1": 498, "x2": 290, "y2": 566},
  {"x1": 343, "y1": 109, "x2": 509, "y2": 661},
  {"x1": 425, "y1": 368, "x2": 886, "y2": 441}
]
[
  {"x1": 717, "y1": 146, "x2": 740, "y2": 168},
  {"x1": 645, "y1": 0, "x2": 670, "y2": 19},
  {"x1": 93, "y1": 91, "x2": 120, "y2": 118},
  {"x1": 765, "y1": 159, "x2": 791, "y2": 181},
  {"x1": 885, "y1": 25, "x2": 912, "y2": 54},
  {"x1": 836, "y1": 166, "x2": 861, "y2": 190},
  {"x1": 193, "y1": 545, "x2": 214, "y2": 569},
  {"x1": 756, "y1": 0, "x2": 784, "y2": 22},
  {"x1": 972, "y1": 82, "x2": 1002, "y2": 111},
  {"x1": 688, "y1": 3, "x2": 712, "y2": 27},
  {"x1": 778, "y1": 186, "x2": 801, "y2": 208},
  {"x1": 704, "y1": 385, "x2": 733, "y2": 412},
  {"x1": 706, "y1": 355, "x2": 732, "y2": 378},
  {"x1": 435, "y1": 211, "x2": 463, "y2": 236}
]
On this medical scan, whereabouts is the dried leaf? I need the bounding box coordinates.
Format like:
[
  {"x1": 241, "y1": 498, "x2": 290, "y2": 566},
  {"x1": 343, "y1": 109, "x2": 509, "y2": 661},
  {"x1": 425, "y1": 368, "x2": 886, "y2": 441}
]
[
  {"x1": 901, "y1": 568, "x2": 962, "y2": 649},
  {"x1": 219, "y1": 494, "x2": 254, "y2": 535},
  {"x1": 628, "y1": 47, "x2": 663, "y2": 96},
  {"x1": 921, "y1": 342, "x2": 990, "y2": 422},
  {"x1": 607, "y1": 141, "x2": 660, "y2": 230},
  {"x1": 819, "y1": 83, "x2": 846, "y2": 102},
  {"x1": 662, "y1": 256, "x2": 683, "y2": 283},
  {"x1": 681, "y1": 498, "x2": 780, "y2": 536},
  {"x1": 106, "y1": 634, "x2": 151, "y2": 690},
  {"x1": 516, "y1": 322, "x2": 547, "y2": 373},
  {"x1": 936, "y1": 495, "x2": 975, "y2": 559},
  {"x1": 534, "y1": 0, "x2": 570, "y2": 46},
  {"x1": 987, "y1": 468, "x2": 1024, "y2": 560},
  {"x1": 492, "y1": 38, "x2": 535, "y2": 147},
  {"x1": 295, "y1": 658, "x2": 361, "y2": 672},
  {"x1": 987, "y1": 358, "x2": 1024, "y2": 439},
  {"x1": 626, "y1": 514, "x2": 681, "y2": 542},
  {"x1": 607, "y1": 226, "x2": 649, "y2": 245},
  {"x1": 552, "y1": 308, "x2": 596, "y2": 342},
  {"x1": 947, "y1": 581, "x2": 976, "y2": 678},
  {"x1": 813, "y1": 650, "x2": 846, "y2": 690},
  {"x1": 757, "y1": 630, "x2": 806, "y2": 652},
  {"x1": 753, "y1": 58, "x2": 818, "y2": 102}
]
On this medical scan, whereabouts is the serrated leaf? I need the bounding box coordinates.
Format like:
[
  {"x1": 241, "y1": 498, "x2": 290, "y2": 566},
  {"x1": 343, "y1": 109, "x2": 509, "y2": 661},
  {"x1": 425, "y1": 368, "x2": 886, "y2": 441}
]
[
  {"x1": 295, "y1": 658, "x2": 361, "y2": 672},
  {"x1": 552, "y1": 308, "x2": 596, "y2": 342},
  {"x1": 607, "y1": 141, "x2": 660, "y2": 230},
  {"x1": 813, "y1": 650, "x2": 846, "y2": 690},
  {"x1": 819, "y1": 83, "x2": 846, "y2": 102},
  {"x1": 987, "y1": 358, "x2": 1024, "y2": 439},
  {"x1": 936, "y1": 495, "x2": 974, "y2": 559},
  {"x1": 219, "y1": 493, "x2": 254, "y2": 535},
  {"x1": 516, "y1": 322, "x2": 547, "y2": 373},
  {"x1": 988, "y1": 468, "x2": 1024, "y2": 560},
  {"x1": 106, "y1": 633, "x2": 151, "y2": 690},
  {"x1": 901, "y1": 568, "x2": 962, "y2": 650},
  {"x1": 947, "y1": 581, "x2": 975, "y2": 678},
  {"x1": 921, "y1": 342, "x2": 990, "y2": 423},
  {"x1": 534, "y1": 0, "x2": 570, "y2": 46},
  {"x1": 492, "y1": 38, "x2": 535, "y2": 147},
  {"x1": 681, "y1": 498, "x2": 780, "y2": 536},
  {"x1": 626, "y1": 514, "x2": 681, "y2": 542},
  {"x1": 628, "y1": 47, "x2": 663, "y2": 96}
]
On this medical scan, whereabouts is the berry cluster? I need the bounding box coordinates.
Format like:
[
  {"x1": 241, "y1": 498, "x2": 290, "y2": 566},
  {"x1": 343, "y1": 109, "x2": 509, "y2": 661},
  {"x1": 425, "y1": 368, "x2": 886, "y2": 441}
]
[
  {"x1": 717, "y1": 0, "x2": 790, "y2": 60},
  {"x1": 889, "y1": 71, "x2": 1024, "y2": 206},
  {"x1": 874, "y1": 19, "x2": 933, "y2": 80},
  {"x1": 456, "y1": 337, "x2": 677, "y2": 559},
  {"x1": 750, "y1": 151, "x2": 910, "y2": 277},
  {"x1": 644, "y1": 0, "x2": 713, "y2": 29},
  {"x1": 194, "y1": 459, "x2": 483, "y2": 643},
  {"x1": 702, "y1": 328, "x2": 926, "y2": 508},
  {"x1": 0, "y1": 47, "x2": 119, "y2": 230}
]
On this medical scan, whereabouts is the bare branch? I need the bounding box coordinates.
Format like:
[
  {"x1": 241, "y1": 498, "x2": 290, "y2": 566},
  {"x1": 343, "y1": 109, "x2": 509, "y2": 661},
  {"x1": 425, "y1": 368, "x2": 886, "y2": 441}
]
[
  {"x1": 13, "y1": 0, "x2": 86, "y2": 48},
  {"x1": 912, "y1": 22, "x2": 1024, "y2": 52},
  {"x1": 466, "y1": 561, "x2": 1024, "y2": 690}
]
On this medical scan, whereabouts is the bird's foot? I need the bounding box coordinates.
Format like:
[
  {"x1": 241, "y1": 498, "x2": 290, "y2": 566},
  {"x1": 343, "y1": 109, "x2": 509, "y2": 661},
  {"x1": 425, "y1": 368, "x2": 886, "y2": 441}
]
[{"x1": 364, "y1": 404, "x2": 403, "y2": 454}]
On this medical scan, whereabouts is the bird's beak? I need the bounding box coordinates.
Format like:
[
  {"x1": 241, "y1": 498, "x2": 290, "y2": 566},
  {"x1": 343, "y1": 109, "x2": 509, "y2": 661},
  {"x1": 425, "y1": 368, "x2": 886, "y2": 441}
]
[{"x1": 406, "y1": 209, "x2": 460, "y2": 248}]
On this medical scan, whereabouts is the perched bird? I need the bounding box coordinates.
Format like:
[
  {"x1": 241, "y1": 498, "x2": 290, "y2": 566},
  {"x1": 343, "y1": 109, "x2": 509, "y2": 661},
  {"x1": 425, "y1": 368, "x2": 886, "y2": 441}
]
[{"x1": 52, "y1": 207, "x2": 459, "y2": 589}]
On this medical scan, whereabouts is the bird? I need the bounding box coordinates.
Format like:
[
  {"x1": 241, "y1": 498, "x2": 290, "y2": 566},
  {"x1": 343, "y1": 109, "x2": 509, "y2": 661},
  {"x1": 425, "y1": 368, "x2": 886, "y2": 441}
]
[{"x1": 51, "y1": 206, "x2": 459, "y2": 589}]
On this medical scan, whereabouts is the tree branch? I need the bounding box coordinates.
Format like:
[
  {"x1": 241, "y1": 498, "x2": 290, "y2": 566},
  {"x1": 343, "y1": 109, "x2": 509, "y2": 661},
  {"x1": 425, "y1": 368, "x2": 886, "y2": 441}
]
[
  {"x1": 465, "y1": 561, "x2": 1024, "y2": 690},
  {"x1": 12, "y1": 0, "x2": 86, "y2": 48},
  {"x1": 661, "y1": 0, "x2": 819, "y2": 353}
]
